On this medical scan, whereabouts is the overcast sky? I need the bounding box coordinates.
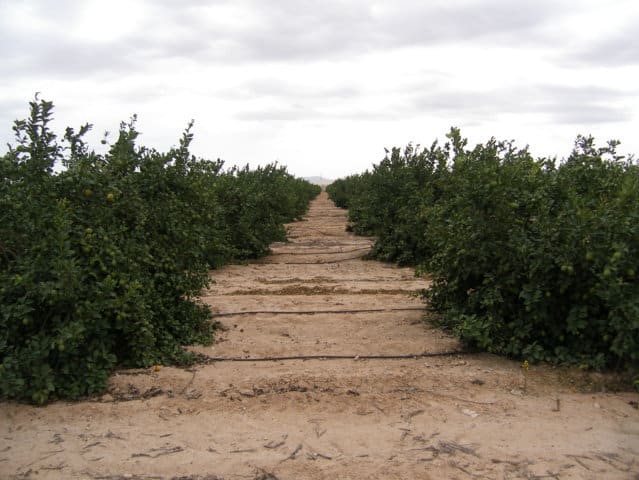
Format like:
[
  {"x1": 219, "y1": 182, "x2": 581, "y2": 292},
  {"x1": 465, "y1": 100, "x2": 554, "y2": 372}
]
[{"x1": 1, "y1": 0, "x2": 637, "y2": 178}]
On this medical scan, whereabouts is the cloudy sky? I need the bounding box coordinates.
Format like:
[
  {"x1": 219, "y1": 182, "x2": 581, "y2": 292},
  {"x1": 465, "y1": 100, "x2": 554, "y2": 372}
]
[{"x1": 1, "y1": 0, "x2": 637, "y2": 178}]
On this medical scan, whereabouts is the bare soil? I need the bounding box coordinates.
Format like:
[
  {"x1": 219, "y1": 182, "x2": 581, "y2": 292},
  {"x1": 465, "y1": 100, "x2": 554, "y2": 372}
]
[{"x1": 1, "y1": 192, "x2": 638, "y2": 480}]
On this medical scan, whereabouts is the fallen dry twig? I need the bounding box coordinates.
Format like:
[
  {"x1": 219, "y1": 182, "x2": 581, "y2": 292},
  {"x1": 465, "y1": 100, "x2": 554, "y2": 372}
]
[
  {"x1": 264, "y1": 434, "x2": 288, "y2": 449},
  {"x1": 131, "y1": 445, "x2": 184, "y2": 458},
  {"x1": 281, "y1": 443, "x2": 303, "y2": 462}
]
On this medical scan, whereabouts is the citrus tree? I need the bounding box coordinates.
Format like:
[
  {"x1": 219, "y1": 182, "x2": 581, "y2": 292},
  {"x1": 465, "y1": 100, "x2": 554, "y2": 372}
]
[
  {"x1": 328, "y1": 128, "x2": 638, "y2": 378},
  {"x1": 0, "y1": 98, "x2": 320, "y2": 403}
]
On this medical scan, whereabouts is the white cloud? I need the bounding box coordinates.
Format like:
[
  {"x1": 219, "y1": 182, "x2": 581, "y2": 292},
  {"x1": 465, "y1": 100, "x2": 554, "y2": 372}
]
[{"x1": 0, "y1": 0, "x2": 637, "y2": 178}]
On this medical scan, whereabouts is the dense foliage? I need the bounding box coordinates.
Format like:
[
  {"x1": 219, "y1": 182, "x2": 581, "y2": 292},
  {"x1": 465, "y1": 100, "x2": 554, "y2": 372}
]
[
  {"x1": 328, "y1": 128, "x2": 638, "y2": 375},
  {"x1": 0, "y1": 98, "x2": 320, "y2": 403}
]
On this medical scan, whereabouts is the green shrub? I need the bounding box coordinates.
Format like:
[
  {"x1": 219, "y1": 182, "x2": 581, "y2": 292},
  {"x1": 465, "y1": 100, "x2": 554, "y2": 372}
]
[
  {"x1": 328, "y1": 128, "x2": 638, "y2": 375},
  {"x1": 0, "y1": 98, "x2": 319, "y2": 403}
]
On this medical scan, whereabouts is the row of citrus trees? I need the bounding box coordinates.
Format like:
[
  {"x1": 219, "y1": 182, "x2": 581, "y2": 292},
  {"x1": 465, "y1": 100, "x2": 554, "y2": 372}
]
[
  {"x1": 0, "y1": 99, "x2": 321, "y2": 403},
  {"x1": 328, "y1": 128, "x2": 638, "y2": 380}
]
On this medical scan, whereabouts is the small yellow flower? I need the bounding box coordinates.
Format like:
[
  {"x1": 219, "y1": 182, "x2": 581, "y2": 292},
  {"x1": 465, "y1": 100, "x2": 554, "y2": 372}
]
[{"x1": 521, "y1": 360, "x2": 529, "y2": 371}]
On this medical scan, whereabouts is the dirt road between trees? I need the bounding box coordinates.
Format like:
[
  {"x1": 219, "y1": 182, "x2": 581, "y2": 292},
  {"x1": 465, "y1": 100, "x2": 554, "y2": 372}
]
[{"x1": 2, "y1": 191, "x2": 638, "y2": 479}]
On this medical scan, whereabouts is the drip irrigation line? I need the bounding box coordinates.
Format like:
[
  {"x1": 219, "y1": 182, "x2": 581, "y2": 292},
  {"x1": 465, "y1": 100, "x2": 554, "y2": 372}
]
[
  {"x1": 284, "y1": 243, "x2": 373, "y2": 248},
  {"x1": 260, "y1": 253, "x2": 369, "y2": 264},
  {"x1": 287, "y1": 233, "x2": 346, "y2": 239},
  {"x1": 269, "y1": 246, "x2": 372, "y2": 256},
  {"x1": 202, "y1": 350, "x2": 468, "y2": 363},
  {"x1": 255, "y1": 277, "x2": 418, "y2": 284},
  {"x1": 288, "y1": 225, "x2": 347, "y2": 229},
  {"x1": 213, "y1": 306, "x2": 426, "y2": 317}
]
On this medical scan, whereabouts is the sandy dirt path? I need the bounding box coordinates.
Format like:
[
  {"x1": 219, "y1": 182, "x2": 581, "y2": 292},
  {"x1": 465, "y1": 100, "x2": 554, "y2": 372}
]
[{"x1": 2, "y1": 191, "x2": 638, "y2": 480}]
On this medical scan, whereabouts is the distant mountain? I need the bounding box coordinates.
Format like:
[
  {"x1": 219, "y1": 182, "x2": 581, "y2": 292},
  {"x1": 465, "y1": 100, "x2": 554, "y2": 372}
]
[{"x1": 304, "y1": 176, "x2": 333, "y2": 186}]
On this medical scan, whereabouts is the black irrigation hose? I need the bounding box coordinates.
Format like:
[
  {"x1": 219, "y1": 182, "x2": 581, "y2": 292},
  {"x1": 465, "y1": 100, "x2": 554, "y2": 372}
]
[
  {"x1": 287, "y1": 233, "x2": 347, "y2": 239},
  {"x1": 213, "y1": 306, "x2": 426, "y2": 317},
  {"x1": 269, "y1": 246, "x2": 372, "y2": 256},
  {"x1": 256, "y1": 277, "x2": 418, "y2": 284},
  {"x1": 260, "y1": 253, "x2": 369, "y2": 264},
  {"x1": 281, "y1": 241, "x2": 374, "y2": 247},
  {"x1": 202, "y1": 350, "x2": 468, "y2": 363}
]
